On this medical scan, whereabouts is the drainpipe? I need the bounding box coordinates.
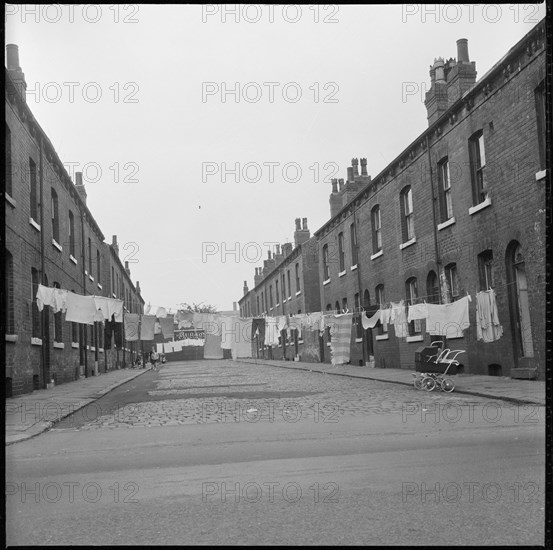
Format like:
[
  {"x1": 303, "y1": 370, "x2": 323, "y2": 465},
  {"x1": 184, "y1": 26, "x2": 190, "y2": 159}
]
[
  {"x1": 38, "y1": 133, "x2": 48, "y2": 388},
  {"x1": 79, "y1": 206, "x2": 88, "y2": 377},
  {"x1": 352, "y1": 200, "x2": 367, "y2": 366},
  {"x1": 426, "y1": 134, "x2": 442, "y2": 305}
]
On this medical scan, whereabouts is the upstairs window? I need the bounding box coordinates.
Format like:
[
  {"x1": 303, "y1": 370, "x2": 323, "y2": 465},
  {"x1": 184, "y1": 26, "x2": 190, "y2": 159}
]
[
  {"x1": 438, "y1": 157, "x2": 453, "y2": 222},
  {"x1": 295, "y1": 263, "x2": 300, "y2": 292},
  {"x1": 6, "y1": 124, "x2": 12, "y2": 196},
  {"x1": 287, "y1": 270, "x2": 291, "y2": 298},
  {"x1": 53, "y1": 282, "x2": 62, "y2": 342},
  {"x1": 322, "y1": 244, "x2": 330, "y2": 280},
  {"x1": 96, "y1": 250, "x2": 101, "y2": 283},
  {"x1": 478, "y1": 250, "x2": 494, "y2": 291},
  {"x1": 400, "y1": 186, "x2": 414, "y2": 242},
  {"x1": 469, "y1": 130, "x2": 487, "y2": 205},
  {"x1": 68, "y1": 211, "x2": 75, "y2": 257},
  {"x1": 371, "y1": 205, "x2": 382, "y2": 252},
  {"x1": 29, "y1": 158, "x2": 38, "y2": 222},
  {"x1": 444, "y1": 263, "x2": 460, "y2": 301},
  {"x1": 5, "y1": 250, "x2": 14, "y2": 334},
  {"x1": 350, "y1": 223, "x2": 358, "y2": 266},
  {"x1": 269, "y1": 285, "x2": 273, "y2": 308},
  {"x1": 426, "y1": 271, "x2": 440, "y2": 304},
  {"x1": 88, "y1": 238, "x2": 92, "y2": 274},
  {"x1": 338, "y1": 232, "x2": 345, "y2": 272},
  {"x1": 31, "y1": 268, "x2": 41, "y2": 338},
  {"x1": 281, "y1": 273, "x2": 286, "y2": 300},
  {"x1": 535, "y1": 80, "x2": 546, "y2": 170},
  {"x1": 51, "y1": 189, "x2": 59, "y2": 243},
  {"x1": 275, "y1": 279, "x2": 279, "y2": 304}
]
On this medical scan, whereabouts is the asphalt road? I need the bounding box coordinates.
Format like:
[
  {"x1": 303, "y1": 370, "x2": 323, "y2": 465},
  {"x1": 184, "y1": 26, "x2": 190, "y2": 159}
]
[{"x1": 6, "y1": 360, "x2": 546, "y2": 545}]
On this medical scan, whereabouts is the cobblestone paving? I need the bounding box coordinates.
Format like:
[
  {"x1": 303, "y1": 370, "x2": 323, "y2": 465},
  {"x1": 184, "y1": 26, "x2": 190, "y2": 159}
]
[{"x1": 69, "y1": 360, "x2": 497, "y2": 430}]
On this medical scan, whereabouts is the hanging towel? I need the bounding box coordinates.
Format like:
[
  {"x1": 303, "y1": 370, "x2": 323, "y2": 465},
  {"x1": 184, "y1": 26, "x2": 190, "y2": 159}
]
[
  {"x1": 140, "y1": 314, "x2": 156, "y2": 340},
  {"x1": 408, "y1": 302, "x2": 428, "y2": 322},
  {"x1": 156, "y1": 343, "x2": 165, "y2": 354},
  {"x1": 52, "y1": 288, "x2": 68, "y2": 313},
  {"x1": 220, "y1": 315, "x2": 239, "y2": 350},
  {"x1": 390, "y1": 301, "x2": 409, "y2": 338},
  {"x1": 329, "y1": 313, "x2": 353, "y2": 366},
  {"x1": 173, "y1": 340, "x2": 183, "y2": 352},
  {"x1": 476, "y1": 290, "x2": 503, "y2": 342},
  {"x1": 159, "y1": 315, "x2": 175, "y2": 339},
  {"x1": 362, "y1": 309, "x2": 381, "y2": 329},
  {"x1": 426, "y1": 295, "x2": 471, "y2": 337},
  {"x1": 124, "y1": 313, "x2": 140, "y2": 341},
  {"x1": 165, "y1": 341, "x2": 174, "y2": 353},
  {"x1": 204, "y1": 332, "x2": 223, "y2": 359},
  {"x1": 156, "y1": 307, "x2": 167, "y2": 318},
  {"x1": 65, "y1": 292, "x2": 97, "y2": 325},
  {"x1": 231, "y1": 318, "x2": 253, "y2": 359},
  {"x1": 265, "y1": 317, "x2": 280, "y2": 346},
  {"x1": 36, "y1": 284, "x2": 55, "y2": 312}
]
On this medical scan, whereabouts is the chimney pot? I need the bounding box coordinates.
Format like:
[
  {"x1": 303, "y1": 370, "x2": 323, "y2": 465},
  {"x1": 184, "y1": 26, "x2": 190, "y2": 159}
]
[
  {"x1": 352, "y1": 158, "x2": 359, "y2": 176},
  {"x1": 6, "y1": 44, "x2": 20, "y2": 70},
  {"x1": 456, "y1": 38, "x2": 469, "y2": 63},
  {"x1": 331, "y1": 178, "x2": 338, "y2": 193},
  {"x1": 76, "y1": 172, "x2": 83, "y2": 186},
  {"x1": 295, "y1": 218, "x2": 301, "y2": 230},
  {"x1": 302, "y1": 218, "x2": 307, "y2": 230},
  {"x1": 268, "y1": 249, "x2": 272, "y2": 259},
  {"x1": 112, "y1": 235, "x2": 118, "y2": 246},
  {"x1": 360, "y1": 158, "x2": 368, "y2": 176}
]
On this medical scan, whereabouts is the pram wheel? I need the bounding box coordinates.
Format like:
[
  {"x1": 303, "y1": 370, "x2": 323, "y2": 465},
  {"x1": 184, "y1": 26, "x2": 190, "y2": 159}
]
[
  {"x1": 422, "y1": 377, "x2": 436, "y2": 391},
  {"x1": 440, "y1": 378, "x2": 455, "y2": 392}
]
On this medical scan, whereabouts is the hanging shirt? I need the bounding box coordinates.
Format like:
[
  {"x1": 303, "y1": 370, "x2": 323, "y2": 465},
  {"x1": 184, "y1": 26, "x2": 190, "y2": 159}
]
[
  {"x1": 426, "y1": 295, "x2": 471, "y2": 337},
  {"x1": 94, "y1": 296, "x2": 124, "y2": 322},
  {"x1": 140, "y1": 315, "x2": 156, "y2": 340},
  {"x1": 124, "y1": 313, "x2": 140, "y2": 341},
  {"x1": 476, "y1": 290, "x2": 503, "y2": 342},
  {"x1": 65, "y1": 292, "x2": 97, "y2": 325},
  {"x1": 159, "y1": 315, "x2": 175, "y2": 339},
  {"x1": 36, "y1": 284, "x2": 55, "y2": 312},
  {"x1": 407, "y1": 302, "x2": 428, "y2": 322},
  {"x1": 390, "y1": 301, "x2": 409, "y2": 338},
  {"x1": 156, "y1": 307, "x2": 167, "y2": 319},
  {"x1": 362, "y1": 310, "x2": 381, "y2": 329},
  {"x1": 329, "y1": 313, "x2": 353, "y2": 366}
]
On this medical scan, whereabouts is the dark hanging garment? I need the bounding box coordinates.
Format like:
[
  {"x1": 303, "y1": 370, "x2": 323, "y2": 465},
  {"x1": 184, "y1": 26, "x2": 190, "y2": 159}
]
[
  {"x1": 114, "y1": 318, "x2": 123, "y2": 347},
  {"x1": 104, "y1": 318, "x2": 114, "y2": 349},
  {"x1": 251, "y1": 318, "x2": 266, "y2": 345}
]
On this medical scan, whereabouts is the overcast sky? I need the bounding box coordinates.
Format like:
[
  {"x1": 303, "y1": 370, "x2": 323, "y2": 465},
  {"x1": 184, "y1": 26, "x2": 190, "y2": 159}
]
[{"x1": 5, "y1": 4, "x2": 546, "y2": 312}]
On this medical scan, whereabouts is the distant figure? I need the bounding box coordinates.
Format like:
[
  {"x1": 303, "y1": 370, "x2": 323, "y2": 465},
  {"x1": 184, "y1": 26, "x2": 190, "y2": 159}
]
[{"x1": 150, "y1": 347, "x2": 159, "y2": 371}]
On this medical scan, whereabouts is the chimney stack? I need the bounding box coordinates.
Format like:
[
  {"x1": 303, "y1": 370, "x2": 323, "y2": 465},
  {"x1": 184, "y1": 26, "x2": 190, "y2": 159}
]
[
  {"x1": 352, "y1": 158, "x2": 359, "y2": 177},
  {"x1": 243, "y1": 280, "x2": 249, "y2": 295},
  {"x1": 282, "y1": 242, "x2": 293, "y2": 257},
  {"x1": 425, "y1": 57, "x2": 449, "y2": 125},
  {"x1": 6, "y1": 44, "x2": 27, "y2": 102},
  {"x1": 75, "y1": 172, "x2": 87, "y2": 204},
  {"x1": 294, "y1": 217, "x2": 310, "y2": 247},
  {"x1": 331, "y1": 178, "x2": 338, "y2": 193},
  {"x1": 360, "y1": 158, "x2": 368, "y2": 176},
  {"x1": 125, "y1": 260, "x2": 131, "y2": 276},
  {"x1": 112, "y1": 235, "x2": 119, "y2": 256},
  {"x1": 267, "y1": 249, "x2": 272, "y2": 260},
  {"x1": 136, "y1": 281, "x2": 141, "y2": 294},
  {"x1": 254, "y1": 267, "x2": 263, "y2": 287},
  {"x1": 457, "y1": 38, "x2": 469, "y2": 63},
  {"x1": 233, "y1": 301, "x2": 237, "y2": 311},
  {"x1": 330, "y1": 179, "x2": 342, "y2": 218}
]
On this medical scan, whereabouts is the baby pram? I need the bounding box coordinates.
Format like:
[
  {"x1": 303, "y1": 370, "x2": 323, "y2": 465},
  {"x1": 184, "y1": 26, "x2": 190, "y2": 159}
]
[{"x1": 412, "y1": 341, "x2": 465, "y2": 392}]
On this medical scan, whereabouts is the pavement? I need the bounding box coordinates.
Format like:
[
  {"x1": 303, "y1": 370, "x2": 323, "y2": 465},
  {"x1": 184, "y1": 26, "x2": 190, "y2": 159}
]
[
  {"x1": 236, "y1": 358, "x2": 546, "y2": 406},
  {"x1": 5, "y1": 358, "x2": 545, "y2": 446},
  {"x1": 5, "y1": 367, "x2": 151, "y2": 445}
]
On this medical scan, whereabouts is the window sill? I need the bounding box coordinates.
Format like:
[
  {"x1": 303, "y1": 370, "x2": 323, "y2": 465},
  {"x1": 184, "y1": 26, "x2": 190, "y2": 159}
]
[
  {"x1": 295, "y1": 290, "x2": 301, "y2": 296},
  {"x1": 375, "y1": 334, "x2": 389, "y2": 341},
  {"x1": 326, "y1": 342, "x2": 331, "y2": 346},
  {"x1": 370, "y1": 250, "x2": 383, "y2": 260},
  {"x1": 355, "y1": 337, "x2": 363, "y2": 343},
  {"x1": 31, "y1": 337, "x2": 42, "y2": 346},
  {"x1": 351, "y1": 264, "x2": 358, "y2": 271},
  {"x1": 338, "y1": 270, "x2": 346, "y2": 278},
  {"x1": 70, "y1": 255, "x2": 78, "y2": 265},
  {"x1": 298, "y1": 339, "x2": 304, "y2": 344},
  {"x1": 275, "y1": 303, "x2": 280, "y2": 308},
  {"x1": 97, "y1": 283, "x2": 102, "y2": 290},
  {"x1": 406, "y1": 334, "x2": 423, "y2": 342},
  {"x1": 399, "y1": 237, "x2": 416, "y2": 250},
  {"x1": 52, "y1": 239, "x2": 63, "y2": 252},
  {"x1": 112, "y1": 293, "x2": 117, "y2": 298},
  {"x1": 99, "y1": 348, "x2": 104, "y2": 353},
  {"x1": 5, "y1": 193, "x2": 16, "y2": 208},
  {"x1": 535, "y1": 169, "x2": 546, "y2": 181},
  {"x1": 437, "y1": 217, "x2": 456, "y2": 231},
  {"x1": 29, "y1": 218, "x2": 41, "y2": 232},
  {"x1": 5, "y1": 334, "x2": 18, "y2": 343},
  {"x1": 90, "y1": 346, "x2": 96, "y2": 351},
  {"x1": 323, "y1": 278, "x2": 331, "y2": 286},
  {"x1": 53, "y1": 342, "x2": 65, "y2": 349},
  {"x1": 71, "y1": 342, "x2": 79, "y2": 349},
  {"x1": 88, "y1": 274, "x2": 94, "y2": 282},
  {"x1": 469, "y1": 196, "x2": 492, "y2": 215},
  {"x1": 445, "y1": 334, "x2": 464, "y2": 340}
]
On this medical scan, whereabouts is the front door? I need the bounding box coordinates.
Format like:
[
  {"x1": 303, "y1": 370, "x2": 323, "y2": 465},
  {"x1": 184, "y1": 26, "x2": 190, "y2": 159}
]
[{"x1": 514, "y1": 264, "x2": 534, "y2": 358}]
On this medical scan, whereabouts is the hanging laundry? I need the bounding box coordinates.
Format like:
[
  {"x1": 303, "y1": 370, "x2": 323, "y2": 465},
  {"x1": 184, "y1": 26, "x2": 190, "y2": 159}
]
[
  {"x1": 140, "y1": 314, "x2": 156, "y2": 340},
  {"x1": 36, "y1": 284, "x2": 56, "y2": 312},
  {"x1": 156, "y1": 307, "x2": 167, "y2": 318},
  {"x1": 94, "y1": 296, "x2": 124, "y2": 322},
  {"x1": 476, "y1": 290, "x2": 503, "y2": 342},
  {"x1": 203, "y1": 315, "x2": 221, "y2": 336},
  {"x1": 145, "y1": 303, "x2": 151, "y2": 314},
  {"x1": 380, "y1": 307, "x2": 392, "y2": 330},
  {"x1": 252, "y1": 318, "x2": 266, "y2": 344},
  {"x1": 159, "y1": 315, "x2": 175, "y2": 339},
  {"x1": 113, "y1": 317, "x2": 123, "y2": 347},
  {"x1": 156, "y1": 343, "x2": 165, "y2": 354},
  {"x1": 265, "y1": 317, "x2": 280, "y2": 346},
  {"x1": 52, "y1": 288, "x2": 68, "y2": 313},
  {"x1": 390, "y1": 301, "x2": 409, "y2": 338},
  {"x1": 231, "y1": 318, "x2": 253, "y2": 359},
  {"x1": 165, "y1": 341, "x2": 174, "y2": 353},
  {"x1": 204, "y1": 332, "x2": 223, "y2": 359},
  {"x1": 407, "y1": 302, "x2": 428, "y2": 322},
  {"x1": 329, "y1": 313, "x2": 353, "y2": 366},
  {"x1": 173, "y1": 340, "x2": 183, "y2": 352},
  {"x1": 301, "y1": 328, "x2": 321, "y2": 362},
  {"x1": 65, "y1": 292, "x2": 97, "y2": 325},
  {"x1": 124, "y1": 313, "x2": 140, "y2": 341},
  {"x1": 154, "y1": 321, "x2": 162, "y2": 334},
  {"x1": 362, "y1": 309, "x2": 381, "y2": 330},
  {"x1": 220, "y1": 315, "x2": 239, "y2": 350},
  {"x1": 426, "y1": 295, "x2": 471, "y2": 337},
  {"x1": 276, "y1": 315, "x2": 288, "y2": 332},
  {"x1": 303, "y1": 311, "x2": 323, "y2": 332}
]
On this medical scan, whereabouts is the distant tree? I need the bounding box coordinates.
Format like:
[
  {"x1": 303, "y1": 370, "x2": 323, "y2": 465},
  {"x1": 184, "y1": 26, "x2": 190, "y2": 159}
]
[{"x1": 178, "y1": 302, "x2": 218, "y2": 313}]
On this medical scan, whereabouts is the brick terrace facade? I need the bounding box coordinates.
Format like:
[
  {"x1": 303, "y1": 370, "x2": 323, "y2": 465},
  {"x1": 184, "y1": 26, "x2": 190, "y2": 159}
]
[
  {"x1": 238, "y1": 22, "x2": 547, "y2": 379},
  {"x1": 4, "y1": 45, "x2": 145, "y2": 396}
]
